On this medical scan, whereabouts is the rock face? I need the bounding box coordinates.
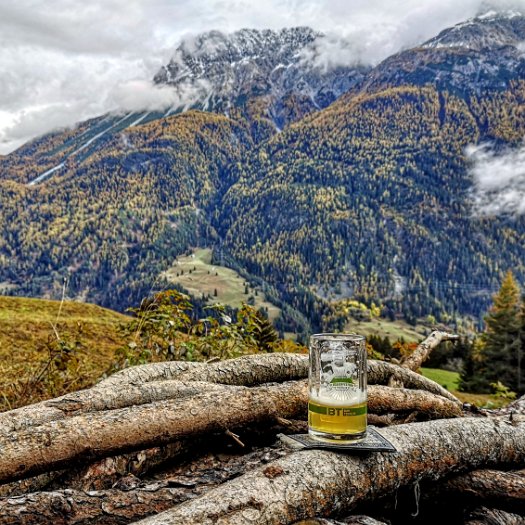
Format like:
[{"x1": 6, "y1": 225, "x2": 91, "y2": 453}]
[
  {"x1": 361, "y1": 11, "x2": 525, "y2": 94},
  {"x1": 154, "y1": 27, "x2": 367, "y2": 128}
]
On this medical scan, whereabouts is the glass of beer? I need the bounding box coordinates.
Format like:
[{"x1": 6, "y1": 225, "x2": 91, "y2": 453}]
[{"x1": 308, "y1": 333, "x2": 367, "y2": 442}]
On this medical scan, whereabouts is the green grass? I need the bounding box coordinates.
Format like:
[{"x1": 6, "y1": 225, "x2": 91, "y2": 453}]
[
  {"x1": 0, "y1": 295, "x2": 129, "y2": 410},
  {"x1": 421, "y1": 367, "x2": 508, "y2": 408},
  {"x1": 345, "y1": 317, "x2": 428, "y2": 343},
  {"x1": 162, "y1": 248, "x2": 281, "y2": 320},
  {"x1": 420, "y1": 367, "x2": 460, "y2": 390}
]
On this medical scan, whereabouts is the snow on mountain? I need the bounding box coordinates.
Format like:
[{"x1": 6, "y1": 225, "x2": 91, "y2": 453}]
[
  {"x1": 154, "y1": 27, "x2": 368, "y2": 128},
  {"x1": 422, "y1": 10, "x2": 525, "y2": 51}
]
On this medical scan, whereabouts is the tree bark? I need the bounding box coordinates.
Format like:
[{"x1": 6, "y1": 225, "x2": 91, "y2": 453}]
[
  {"x1": 0, "y1": 380, "x2": 308, "y2": 484},
  {"x1": 0, "y1": 483, "x2": 195, "y2": 525},
  {"x1": 131, "y1": 417, "x2": 525, "y2": 525},
  {"x1": 400, "y1": 330, "x2": 459, "y2": 372},
  {"x1": 368, "y1": 386, "x2": 461, "y2": 418},
  {"x1": 0, "y1": 380, "x2": 464, "y2": 486},
  {"x1": 439, "y1": 469, "x2": 525, "y2": 512},
  {"x1": 465, "y1": 506, "x2": 525, "y2": 525}
]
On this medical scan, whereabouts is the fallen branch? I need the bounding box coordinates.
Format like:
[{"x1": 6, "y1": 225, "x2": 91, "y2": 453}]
[
  {"x1": 131, "y1": 417, "x2": 525, "y2": 525},
  {"x1": 465, "y1": 506, "x2": 525, "y2": 525},
  {"x1": 368, "y1": 386, "x2": 461, "y2": 418},
  {"x1": 400, "y1": 330, "x2": 459, "y2": 372},
  {"x1": 0, "y1": 352, "x2": 460, "y2": 435},
  {"x1": 0, "y1": 379, "x2": 465, "y2": 485},
  {"x1": 0, "y1": 380, "x2": 307, "y2": 483}
]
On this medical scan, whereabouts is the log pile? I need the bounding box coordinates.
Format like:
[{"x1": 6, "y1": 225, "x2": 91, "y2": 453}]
[{"x1": 0, "y1": 331, "x2": 523, "y2": 524}]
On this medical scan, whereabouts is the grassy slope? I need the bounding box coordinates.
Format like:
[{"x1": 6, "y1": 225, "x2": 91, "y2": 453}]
[
  {"x1": 421, "y1": 367, "x2": 507, "y2": 408},
  {"x1": 345, "y1": 317, "x2": 428, "y2": 343},
  {"x1": 162, "y1": 248, "x2": 281, "y2": 320},
  {"x1": 0, "y1": 296, "x2": 128, "y2": 409}
]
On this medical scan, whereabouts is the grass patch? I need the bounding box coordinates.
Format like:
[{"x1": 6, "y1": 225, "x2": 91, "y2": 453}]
[
  {"x1": 162, "y1": 248, "x2": 281, "y2": 321},
  {"x1": 421, "y1": 367, "x2": 508, "y2": 408},
  {"x1": 345, "y1": 317, "x2": 428, "y2": 343},
  {"x1": 0, "y1": 295, "x2": 128, "y2": 411},
  {"x1": 420, "y1": 367, "x2": 460, "y2": 390}
]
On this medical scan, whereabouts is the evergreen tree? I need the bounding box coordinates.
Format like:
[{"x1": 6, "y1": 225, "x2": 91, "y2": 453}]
[
  {"x1": 458, "y1": 337, "x2": 486, "y2": 392},
  {"x1": 480, "y1": 271, "x2": 522, "y2": 393}
]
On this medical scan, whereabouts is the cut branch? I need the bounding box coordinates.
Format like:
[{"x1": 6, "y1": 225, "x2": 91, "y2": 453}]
[
  {"x1": 439, "y1": 469, "x2": 525, "y2": 513},
  {"x1": 0, "y1": 353, "x2": 459, "y2": 435},
  {"x1": 400, "y1": 330, "x2": 459, "y2": 372}
]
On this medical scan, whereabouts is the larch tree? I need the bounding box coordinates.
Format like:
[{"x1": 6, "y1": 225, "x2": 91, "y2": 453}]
[{"x1": 480, "y1": 271, "x2": 523, "y2": 394}]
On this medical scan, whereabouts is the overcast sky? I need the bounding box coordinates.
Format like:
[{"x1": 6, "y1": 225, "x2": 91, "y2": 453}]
[{"x1": 1, "y1": 0, "x2": 524, "y2": 154}]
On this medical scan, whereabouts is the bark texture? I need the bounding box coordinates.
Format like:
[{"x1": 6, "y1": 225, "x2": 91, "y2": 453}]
[
  {"x1": 0, "y1": 380, "x2": 307, "y2": 483},
  {"x1": 465, "y1": 506, "x2": 525, "y2": 525},
  {"x1": 400, "y1": 330, "x2": 459, "y2": 372},
  {"x1": 0, "y1": 483, "x2": 194, "y2": 525},
  {"x1": 440, "y1": 469, "x2": 525, "y2": 512},
  {"x1": 132, "y1": 417, "x2": 525, "y2": 525}
]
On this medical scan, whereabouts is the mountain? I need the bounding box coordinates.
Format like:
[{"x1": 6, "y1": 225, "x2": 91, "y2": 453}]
[
  {"x1": 1, "y1": 12, "x2": 525, "y2": 333},
  {"x1": 0, "y1": 27, "x2": 364, "y2": 186},
  {"x1": 154, "y1": 27, "x2": 367, "y2": 130}
]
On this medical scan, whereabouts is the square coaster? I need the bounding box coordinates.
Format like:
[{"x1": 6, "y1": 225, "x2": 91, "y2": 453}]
[{"x1": 280, "y1": 427, "x2": 397, "y2": 453}]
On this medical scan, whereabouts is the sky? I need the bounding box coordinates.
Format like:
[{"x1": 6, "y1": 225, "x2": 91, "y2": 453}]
[{"x1": 2, "y1": 0, "x2": 525, "y2": 154}]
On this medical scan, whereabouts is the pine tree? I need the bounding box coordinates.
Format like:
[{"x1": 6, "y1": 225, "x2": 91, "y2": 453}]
[{"x1": 480, "y1": 271, "x2": 523, "y2": 393}]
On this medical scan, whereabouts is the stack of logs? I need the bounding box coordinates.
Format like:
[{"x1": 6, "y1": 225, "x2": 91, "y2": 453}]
[{"x1": 0, "y1": 331, "x2": 524, "y2": 524}]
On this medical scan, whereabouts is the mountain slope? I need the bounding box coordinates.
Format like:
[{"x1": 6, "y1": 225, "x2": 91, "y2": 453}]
[
  {"x1": 0, "y1": 111, "x2": 253, "y2": 308},
  {"x1": 0, "y1": 295, "x2": 128, "y2": 410},
  {"x1": 218, "y1": 82, "x2": 525, "y2": 324},
  {"x1": 1, "y1": 12, "x2": 525, "y2": 330},
  {"x1": 154, "y1": 27, "x2": 367, "y2": 129}
]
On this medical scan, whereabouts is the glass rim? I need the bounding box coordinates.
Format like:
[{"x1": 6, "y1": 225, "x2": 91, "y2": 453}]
[{"x1": 310, "y1": 333, "x2": 365, "y2": 342}]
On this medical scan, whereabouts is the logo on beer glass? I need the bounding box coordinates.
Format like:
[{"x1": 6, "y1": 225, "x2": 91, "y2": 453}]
[{"x1": 308, "y1": 334, "x2": 367, "y2": 442}]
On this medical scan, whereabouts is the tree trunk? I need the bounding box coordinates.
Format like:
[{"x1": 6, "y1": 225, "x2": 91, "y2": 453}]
[
  {"x1": 132, "y1": 417, "x2": 525, "y2": 525},
  {"x1": 0, "y1": 483, "x2": 195, "y2": 525}
]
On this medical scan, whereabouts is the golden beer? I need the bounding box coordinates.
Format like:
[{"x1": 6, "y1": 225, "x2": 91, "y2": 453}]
[
  {"x1": 308, "y1": 333, "x2": 367, "y2": 442},
  {"x1": 308, "y1": 398, "x2": 367, "y2": 436}
]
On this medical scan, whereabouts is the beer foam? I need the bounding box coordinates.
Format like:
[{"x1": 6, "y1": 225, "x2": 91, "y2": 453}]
[{"x1": 310, "y1": 387, "x2": 367, "y2": 407}]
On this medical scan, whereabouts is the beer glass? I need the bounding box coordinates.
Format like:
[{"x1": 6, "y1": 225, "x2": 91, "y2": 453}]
[{"x1": 308, "y1": 333, "x2": 367, "y2": 441}]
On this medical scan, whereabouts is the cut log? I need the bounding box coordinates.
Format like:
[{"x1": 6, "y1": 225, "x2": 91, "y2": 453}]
[
  {"x1": 368, "y1": 386, "x2": 461, "y2": 418},
  {"x1": 0, "y1": 380, "x2": 464, "y2": 485},
  {"x1": 131, "y1": 417, "x2": 525, "y2": 525},
  {"x1": 0, "y1": 353, "x2": 309, "y2": 432},
  {"x1": 368, "y1": 361, "x2": 460, "y2": 403},
  {"x1": 0, "y1": 349, "x2": 460, "y2": 435}
]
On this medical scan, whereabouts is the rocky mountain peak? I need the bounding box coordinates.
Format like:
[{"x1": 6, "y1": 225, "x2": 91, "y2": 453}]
[
  {"x1": 422, "y1": 10, "x2": 525, "y2": 51},
  {"x1": 154, "y1": 27, "x2": 366, "y2": 128}
]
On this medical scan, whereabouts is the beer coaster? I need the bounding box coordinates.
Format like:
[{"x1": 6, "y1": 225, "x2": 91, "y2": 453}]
[{"x1": 280, "y1": 427, "x2": 397, "y2": 453}]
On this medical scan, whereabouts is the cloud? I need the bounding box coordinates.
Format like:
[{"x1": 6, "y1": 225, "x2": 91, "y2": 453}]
[
  {"x1": 108, "y1": 79, "x2": 211, "y2": 112},
  {"x1": 467, "y1": 143, "x2": 525, "y2": 216},
  {"x1": 1, "y1": 0, "x2": 525, "y2": 153}
]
